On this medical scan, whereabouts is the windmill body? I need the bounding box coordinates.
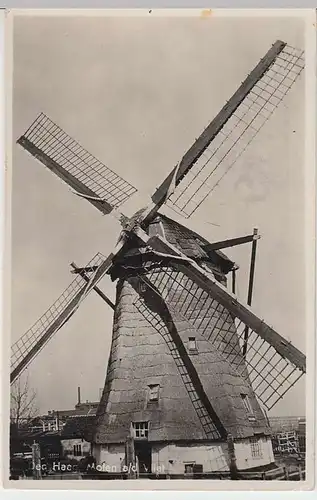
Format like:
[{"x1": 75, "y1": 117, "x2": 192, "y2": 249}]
[
  {"x1": 12, "y1": 40, "x2": 306, "y2": 478},
  {"x1": 92, "y1": 214, "x2": 274, "y2": 472}
]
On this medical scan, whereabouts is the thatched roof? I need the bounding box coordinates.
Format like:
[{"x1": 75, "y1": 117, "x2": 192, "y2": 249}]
[
  {"x1": 93, "y1": 280, "x2": 270, "y2": 444},
  {"x1": 61, "y1": 415, "x2": 96, "y2": 441},
  {"x1": 157, "y1": 214, "x2": 235, "y2": 274},
  {"x1": 110, "y1": 213, "x2": 236, "y2": 282},
  {"x1": 93, "y1": 214, "x2": 269, "y2": 445}
]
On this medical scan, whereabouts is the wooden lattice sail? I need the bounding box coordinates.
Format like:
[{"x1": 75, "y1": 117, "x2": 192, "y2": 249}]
[
  {"x1": 152, "y1": 43, "x2": 304, "y2": 218},
  {"x1": 10, "y1": 253, "x2": 113, "y2": 383},
  {"x1": 17, "y1": 113, "x2": 138, "y2": 215}
]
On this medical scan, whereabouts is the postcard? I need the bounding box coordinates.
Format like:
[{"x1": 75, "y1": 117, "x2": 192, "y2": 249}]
[{"x1": 2, "y1": 7, "x2": 316, "y2": 492}]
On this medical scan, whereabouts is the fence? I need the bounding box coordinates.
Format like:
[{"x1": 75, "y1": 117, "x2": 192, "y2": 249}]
[
  {"x1": 81, "y1": 464, "x2": 305, "y2": 481},
  {"x1": 271, "y1": 432, "x2": 305, "y2": 455},
  {"x1": 13, "y1": 464, "x2": 306, "y2": 481}
]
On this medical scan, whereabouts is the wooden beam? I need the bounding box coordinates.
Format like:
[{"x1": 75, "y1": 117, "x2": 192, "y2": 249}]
[
  {"x1": 10, "y1": 255, "x2": 114, "y2": 384},
  {"x1": 31, "y1": 443, "x2": 42, "y2": 480},
  {"x1": 17, "y1": 137, "x2": 113, "y2": 215},
  {"x1": 125, "y1": 426, "x2": 137, "y2": 479},
  {"x1": 227, "y1": 433, "x2": 239, "y2": 480},
  {"x1": 203, "y1": 233, "x2": 260, "y2": 252},
  {"x1": 71, "y1": 262, "x2": 115, "y2": 310},
  {"x1": 232, "y1": 269, "x2": 236, "y2": 295},
  {"x1": 242, "y1": 228, "x2": 259, "y2": 356},
  {"x1": 247, "y1": 229, "x2": 258, "y2": 306},
  {"x1": 150, "y1": 41, "x2": 286, "y2": 211},
  {"x1": 71, "y1": 265, "x2": 99, "y2": 274},
  {"x1": 134, "y1": 228, "x2": 306, "y2": 372}
]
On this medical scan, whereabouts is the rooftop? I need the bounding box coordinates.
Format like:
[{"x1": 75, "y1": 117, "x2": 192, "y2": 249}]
[{"x1": 61, "y1": 415, "x2": 96, "y2": 441}]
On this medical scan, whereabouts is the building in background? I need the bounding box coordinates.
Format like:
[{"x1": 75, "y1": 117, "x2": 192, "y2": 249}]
[
  {"x1": 10, "y1": 387, "x2": 99, "y2": 478},
  {"x1": 61, "y1": 415, "x2": 96, "y2": 462}
]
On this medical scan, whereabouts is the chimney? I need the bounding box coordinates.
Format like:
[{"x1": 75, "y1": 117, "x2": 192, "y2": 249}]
[{"x1": 77, "y1": 386, "x2": 81, "y2": 405}]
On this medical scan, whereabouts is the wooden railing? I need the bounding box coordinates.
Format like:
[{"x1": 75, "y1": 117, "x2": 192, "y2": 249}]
[{"x1": 81, "y1": 464, "x2": 305, "y2": 481}]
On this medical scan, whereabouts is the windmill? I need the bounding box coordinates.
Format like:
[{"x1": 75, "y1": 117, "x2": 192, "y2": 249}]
[{"x1": 11, "y1": 40, "x2": 306, "y2": 474}]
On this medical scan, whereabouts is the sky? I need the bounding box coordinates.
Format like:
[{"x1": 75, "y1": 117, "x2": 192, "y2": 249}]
[{"x1": 10, "y1": 12, "x2": 307, "y2": 417}]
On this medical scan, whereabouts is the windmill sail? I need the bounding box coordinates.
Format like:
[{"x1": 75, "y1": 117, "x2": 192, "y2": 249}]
[
  {"x1": 134, "y1": 230, "x2": 305, "y2": 410},
  {"x1": 11, "y1": 252, "x2": 112, "y2": 383},
  {"x1": 17, "y1": 113, "x2": 138, "y2": 215},
  {"x1": 152, "y1": 42, "x2": 304, "y2": 218}
]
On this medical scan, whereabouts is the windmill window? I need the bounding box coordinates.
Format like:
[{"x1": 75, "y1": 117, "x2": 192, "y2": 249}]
[
  {"x1": 73, "y1": 444, "x2": 82, "y2": 457},
  {"x1": 250, "y1": 437, "x2": 263, "y2": 458},
  {"x1": 139, "y1": 281, "x2": 147, "y2": 293},
  {"x1": 241, "y1": 393, "x2": 256, "y2": 421},
  {"x1": 184, "y1": 462, "x2": 195, "y2": 474},
  {"x1": 132, "y1": 421, "x2": 149, "y2": 439},
  {"x1": 188, "y1": 337, "x2": 197, "y2": 352},
  {"x1": 148, "y1": 384, "x2": 160, "y2": 402}
]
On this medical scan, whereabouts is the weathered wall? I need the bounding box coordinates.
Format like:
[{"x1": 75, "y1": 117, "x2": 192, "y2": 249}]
[
  {"x1": 94, "y1": 277, "x2": 269, "y2": 444},
  {"x1": 234, "y1": 436, "x2": 274, "y2": 470},
  {"x1": 151, "y1": 442, "x2": 229, "y2": 474},
  {"x1": 93, "y1": 436, "x2": 274, "y2": 473},
  {"x1": 153, "y1": 437, "x2": 274, "y2": 473},
  {"x1": 94, "y1": 278, "x2": 210, "y2": 443},
  {"x1": 93, "y1": 443, "x2": 125, "y2": 470}
]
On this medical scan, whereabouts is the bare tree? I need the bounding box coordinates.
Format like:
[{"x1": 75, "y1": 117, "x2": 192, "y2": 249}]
[{"x1": 10, "y1": 375, "x2": 38, "y2": 429}]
